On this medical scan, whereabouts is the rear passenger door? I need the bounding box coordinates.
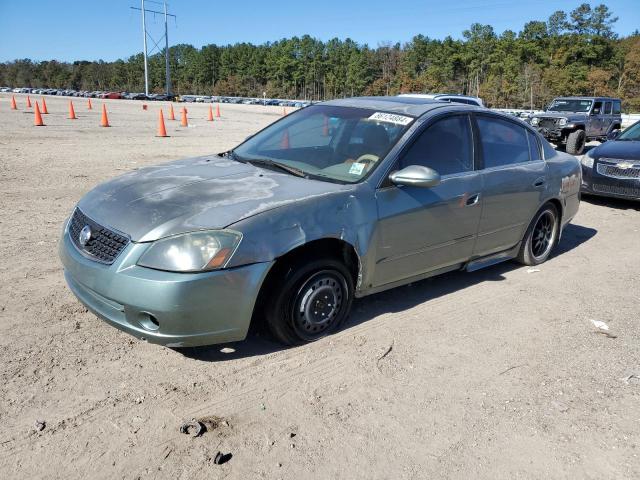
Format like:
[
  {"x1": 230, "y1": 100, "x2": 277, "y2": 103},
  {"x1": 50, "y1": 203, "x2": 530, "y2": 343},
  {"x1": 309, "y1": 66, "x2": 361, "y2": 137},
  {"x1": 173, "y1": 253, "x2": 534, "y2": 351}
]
[{"x1": 473, "y1": 114, "x2": 547, "y2": 256}]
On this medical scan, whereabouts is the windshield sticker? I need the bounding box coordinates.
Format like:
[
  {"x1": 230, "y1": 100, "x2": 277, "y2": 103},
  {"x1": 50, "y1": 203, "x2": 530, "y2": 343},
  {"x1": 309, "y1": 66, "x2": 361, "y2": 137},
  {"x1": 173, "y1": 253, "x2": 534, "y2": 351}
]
[
  {"x1": 348, "y1": 162, "x2": 366, "y2": 175},
  {"x1": 368, "y1": 112, "x2": 413, "y2": 125}
]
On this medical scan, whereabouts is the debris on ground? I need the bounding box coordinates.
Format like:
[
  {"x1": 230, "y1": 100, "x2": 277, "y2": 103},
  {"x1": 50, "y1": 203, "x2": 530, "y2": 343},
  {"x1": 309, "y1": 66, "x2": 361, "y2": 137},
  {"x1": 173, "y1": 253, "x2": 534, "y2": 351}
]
[
  {"x1": 213, "y1": 451, "x2": 232, "y2": 465},
  {"x1": 526, "y1": 268, "x2": 541, "y2": 273},
  {"x1": 622, "y1": 374, "x2": 640, "y2": 385},
  {"x1": 590, "y1": 319, "x2": 617, "y2": 338},
  {"x1": 34, "y1": 420, "x2": 45, "y2": 432},
  {"x1": 179, "y1": 419, "x2": 205, "y2": 438}
]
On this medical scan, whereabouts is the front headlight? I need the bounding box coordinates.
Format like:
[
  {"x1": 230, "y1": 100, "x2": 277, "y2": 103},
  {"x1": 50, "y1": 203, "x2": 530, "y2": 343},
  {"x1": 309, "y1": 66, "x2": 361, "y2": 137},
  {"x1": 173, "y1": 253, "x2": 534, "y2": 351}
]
[
  {"x1": 530, "y1": 117, "x2": 539, "y2": 126},
  {"x1": 558, "y1": 118, "x2": 568, "y2": 126},
  {"x1": 137, "y1": 230, "x2": 242, "y2": 272},
  {"x1": 581, "y1": 149, "x2": 595, "y2": 168}
]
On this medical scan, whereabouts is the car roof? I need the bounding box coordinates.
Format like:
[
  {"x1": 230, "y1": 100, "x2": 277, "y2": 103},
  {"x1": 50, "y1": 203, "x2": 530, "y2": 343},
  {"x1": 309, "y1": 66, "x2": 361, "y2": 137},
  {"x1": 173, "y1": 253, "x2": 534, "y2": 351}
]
[
  {"x1": 554, "y1": 96, "x2": 620, "y2": 101},
  {"x1": 320, "y1": 96, "x2": 483, "y2": 117}
]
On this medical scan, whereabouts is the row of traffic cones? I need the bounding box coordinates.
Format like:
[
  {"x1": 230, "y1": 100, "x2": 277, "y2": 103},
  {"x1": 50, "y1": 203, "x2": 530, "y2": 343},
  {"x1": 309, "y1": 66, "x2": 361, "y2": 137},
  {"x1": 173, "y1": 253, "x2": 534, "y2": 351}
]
[{"x1": 32, "y1": 99, "x2": 109, "y2": 127}]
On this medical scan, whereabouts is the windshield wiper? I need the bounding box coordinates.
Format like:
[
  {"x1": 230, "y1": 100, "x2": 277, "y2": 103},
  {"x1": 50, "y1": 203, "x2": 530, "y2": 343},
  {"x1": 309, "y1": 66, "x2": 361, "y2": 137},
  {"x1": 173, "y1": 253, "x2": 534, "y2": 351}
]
[{"x1": 246, "y1": 158, "x2": 308, "y2": 178}]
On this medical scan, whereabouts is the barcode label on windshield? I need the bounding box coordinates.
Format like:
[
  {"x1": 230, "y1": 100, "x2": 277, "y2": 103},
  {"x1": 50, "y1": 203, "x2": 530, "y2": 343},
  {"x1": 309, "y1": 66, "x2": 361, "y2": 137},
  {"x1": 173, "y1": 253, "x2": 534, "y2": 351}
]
[{"x1": 368, "y1": 112, "x2": 413, "y2": 125}]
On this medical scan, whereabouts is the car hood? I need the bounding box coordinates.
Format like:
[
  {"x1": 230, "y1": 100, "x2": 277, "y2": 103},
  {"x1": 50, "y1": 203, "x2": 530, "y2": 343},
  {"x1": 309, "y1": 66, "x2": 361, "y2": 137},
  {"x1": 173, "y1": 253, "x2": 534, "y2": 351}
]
[
  {"x1": 591, "y1": 140, "x2": 640, "y2": 161},
  {"x1": 77, "y1": 154, "x2": 352, "y2": 242},
  {"x1": 533, "y1": 112, "x2": 587, "y2": 122}
]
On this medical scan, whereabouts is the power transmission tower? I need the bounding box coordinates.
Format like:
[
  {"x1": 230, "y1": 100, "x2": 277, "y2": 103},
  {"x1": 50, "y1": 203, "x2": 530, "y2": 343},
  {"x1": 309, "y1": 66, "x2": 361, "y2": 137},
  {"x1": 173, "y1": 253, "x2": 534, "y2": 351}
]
[{"x1": 130, "y1": 0, "x2": 176, "y2": 96}]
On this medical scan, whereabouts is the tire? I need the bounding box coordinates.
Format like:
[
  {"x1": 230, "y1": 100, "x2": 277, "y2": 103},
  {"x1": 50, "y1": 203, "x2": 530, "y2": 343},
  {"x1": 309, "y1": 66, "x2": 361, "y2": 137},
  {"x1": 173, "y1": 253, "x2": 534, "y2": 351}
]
[
  {"x1": 565, "y1": 130, "x2": 586, "y2": 155},
  {"x1": 516, "y1": 204, "x2": 560, "y2": 266},
  {"x1": 264, "y1": 258, "x2": 354, "y2": 345}
]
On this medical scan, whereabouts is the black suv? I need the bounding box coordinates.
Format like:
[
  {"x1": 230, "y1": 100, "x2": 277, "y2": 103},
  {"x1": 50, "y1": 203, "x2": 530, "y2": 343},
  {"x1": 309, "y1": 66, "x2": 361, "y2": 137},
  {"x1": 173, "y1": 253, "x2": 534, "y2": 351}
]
[{"x1": 528, "y1": 97, "x2": 622, "y2": 155}]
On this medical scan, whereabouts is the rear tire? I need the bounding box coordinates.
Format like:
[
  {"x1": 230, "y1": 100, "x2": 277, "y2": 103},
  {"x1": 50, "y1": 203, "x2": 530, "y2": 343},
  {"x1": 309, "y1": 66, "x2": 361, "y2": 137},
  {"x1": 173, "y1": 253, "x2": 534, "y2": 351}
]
[
  {"x1": 565, "y1": 130, "x2": 586, "y2": 155},
  {"x1": 264, "y1": 258, "x2": 354, "y2": 345},
  {"x1": 516, "y1": 204, "x2": 559, "y2": 266}
]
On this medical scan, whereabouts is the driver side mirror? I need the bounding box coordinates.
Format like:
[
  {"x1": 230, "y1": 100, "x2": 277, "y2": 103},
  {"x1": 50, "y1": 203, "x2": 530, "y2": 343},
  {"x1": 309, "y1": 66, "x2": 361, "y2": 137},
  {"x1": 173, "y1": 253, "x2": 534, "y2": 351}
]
[
  {"x1": 389, "y1": 165, "x2": 441, "y2": 188},
  {"x1": 607, "y1": 129, "x2": 620, "y2": 140}
]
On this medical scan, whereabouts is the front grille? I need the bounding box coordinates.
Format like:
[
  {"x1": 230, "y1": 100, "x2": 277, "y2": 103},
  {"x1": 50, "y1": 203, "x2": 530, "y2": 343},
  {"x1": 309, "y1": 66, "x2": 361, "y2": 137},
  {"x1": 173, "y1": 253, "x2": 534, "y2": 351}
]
[
  {"x1": 592, "y1": 183, "x2": 640, "y2": 198},
  {"x1": 538, "y1": 118, "x2": 559, "y2": 129},
  {"x1": 596, "y1": 159, "x2": 640, "y2": 179},
  {"x1": 69, "y1": 208, "x2": 129, "y2": 264}
]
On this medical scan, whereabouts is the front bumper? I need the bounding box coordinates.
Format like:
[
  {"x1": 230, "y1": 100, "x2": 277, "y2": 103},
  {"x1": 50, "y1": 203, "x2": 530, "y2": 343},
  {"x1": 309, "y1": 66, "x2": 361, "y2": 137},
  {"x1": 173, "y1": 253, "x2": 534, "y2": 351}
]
[
  {"x1": 59, "y1": 220, "x2": 273, "y2": 347},
  {"x1": 581, "y1": 164, "x2": 640, "y2": 201}
]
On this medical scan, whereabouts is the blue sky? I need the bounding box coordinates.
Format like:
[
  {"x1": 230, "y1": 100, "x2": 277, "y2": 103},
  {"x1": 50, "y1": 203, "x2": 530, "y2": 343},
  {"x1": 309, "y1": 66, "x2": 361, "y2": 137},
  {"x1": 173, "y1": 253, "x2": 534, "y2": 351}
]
[{"x1": 0, "y1": 0, "x2": 638, "y2": 62}]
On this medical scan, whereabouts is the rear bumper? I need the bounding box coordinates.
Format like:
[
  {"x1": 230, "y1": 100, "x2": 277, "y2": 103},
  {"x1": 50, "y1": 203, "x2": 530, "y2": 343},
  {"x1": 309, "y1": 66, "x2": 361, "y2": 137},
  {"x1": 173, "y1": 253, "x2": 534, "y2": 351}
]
[{"x1": 59, "y1": 220, "x2": 273, "y2": 347}]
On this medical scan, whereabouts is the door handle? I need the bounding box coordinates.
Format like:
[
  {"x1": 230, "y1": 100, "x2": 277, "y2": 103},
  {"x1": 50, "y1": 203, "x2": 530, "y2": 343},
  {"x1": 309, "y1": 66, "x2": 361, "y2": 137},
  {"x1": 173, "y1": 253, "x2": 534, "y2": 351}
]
[
  {"x1": 533, "y1": 178, "x2": 546, "y2": 188},
  {"x1": 465, "y1": 193, "x2": 480, "y2": 206}
]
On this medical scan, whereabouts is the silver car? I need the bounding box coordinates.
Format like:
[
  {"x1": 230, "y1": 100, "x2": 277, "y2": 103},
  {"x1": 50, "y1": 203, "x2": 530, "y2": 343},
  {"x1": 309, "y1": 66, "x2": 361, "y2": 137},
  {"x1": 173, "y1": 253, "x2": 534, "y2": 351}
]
[{"x1": 59, "y1": 96, "x2": 581, "y2": 347}]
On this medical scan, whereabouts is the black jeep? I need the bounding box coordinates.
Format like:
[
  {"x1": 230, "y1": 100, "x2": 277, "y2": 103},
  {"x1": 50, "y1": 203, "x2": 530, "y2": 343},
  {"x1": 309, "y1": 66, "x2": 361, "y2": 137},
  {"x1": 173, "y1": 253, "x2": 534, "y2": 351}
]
[{"x1": 528, "y1": 97, "x2": 622, "y2": 155}]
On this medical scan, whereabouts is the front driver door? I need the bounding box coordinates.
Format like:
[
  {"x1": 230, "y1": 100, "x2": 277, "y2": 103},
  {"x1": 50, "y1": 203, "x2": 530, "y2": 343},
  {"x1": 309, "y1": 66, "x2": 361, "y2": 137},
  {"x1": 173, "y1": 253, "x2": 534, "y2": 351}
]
[{"x1": 373, "y1": 113, "x2": 483, "y2": 287}]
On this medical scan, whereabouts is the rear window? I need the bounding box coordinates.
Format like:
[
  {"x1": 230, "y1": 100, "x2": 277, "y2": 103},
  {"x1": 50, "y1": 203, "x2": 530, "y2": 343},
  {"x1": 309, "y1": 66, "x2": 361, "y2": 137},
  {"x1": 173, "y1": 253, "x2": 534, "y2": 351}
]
[{"x1": 613, "y1": 101, "x2": 621, "y2": 115}]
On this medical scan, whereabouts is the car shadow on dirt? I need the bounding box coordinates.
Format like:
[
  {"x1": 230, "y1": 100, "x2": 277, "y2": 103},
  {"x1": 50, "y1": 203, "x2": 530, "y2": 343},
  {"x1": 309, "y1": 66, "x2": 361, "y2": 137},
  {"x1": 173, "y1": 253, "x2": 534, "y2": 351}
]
[
  {"x1": 581, "y1": 194, "x2": 640, "y2": 211},
  {"x1": 176, "y1": 223, "x2": 597, "y2": 362}
]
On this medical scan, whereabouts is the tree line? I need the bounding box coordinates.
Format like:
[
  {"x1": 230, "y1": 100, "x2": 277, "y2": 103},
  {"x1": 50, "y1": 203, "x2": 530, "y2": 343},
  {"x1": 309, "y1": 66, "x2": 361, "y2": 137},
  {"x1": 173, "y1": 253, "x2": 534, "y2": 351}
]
[{"x1": 1, "y1": 3, "x2": 639, "y2": 110}]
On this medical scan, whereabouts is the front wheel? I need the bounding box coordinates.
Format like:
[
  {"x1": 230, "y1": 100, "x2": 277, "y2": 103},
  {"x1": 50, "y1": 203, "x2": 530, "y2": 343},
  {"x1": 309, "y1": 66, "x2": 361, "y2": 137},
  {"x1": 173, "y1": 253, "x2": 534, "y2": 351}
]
[
  {"x1": 265, "y1": 258, "x2": 354, "y2": 345},
  {"x1": 516, "y1": 204, "x2": 559, "y2": 266},
  {"x1": 565, "y1": 130, "x2": 586, "y2": 155}
]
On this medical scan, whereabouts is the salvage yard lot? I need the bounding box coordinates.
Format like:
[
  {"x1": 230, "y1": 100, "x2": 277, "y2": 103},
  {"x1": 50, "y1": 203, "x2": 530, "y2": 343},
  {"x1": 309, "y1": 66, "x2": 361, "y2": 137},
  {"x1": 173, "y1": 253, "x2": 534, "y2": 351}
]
[{"x1": 0, "y1": 94, "x2": 639, "y2": 479}]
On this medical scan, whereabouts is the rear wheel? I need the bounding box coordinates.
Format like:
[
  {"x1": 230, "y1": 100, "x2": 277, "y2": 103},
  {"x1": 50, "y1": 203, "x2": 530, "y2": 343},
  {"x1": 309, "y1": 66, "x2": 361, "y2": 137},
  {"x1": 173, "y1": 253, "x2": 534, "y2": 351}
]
[
  {"x1": 265, "y1": 258, "x2": 354, "y2": 345},
  {"x1": 565, "y1": 130, "x2": 586, "y2": 155},
  {"x1": 516, "y1": 204, "x2": 559, "y2": 266}
]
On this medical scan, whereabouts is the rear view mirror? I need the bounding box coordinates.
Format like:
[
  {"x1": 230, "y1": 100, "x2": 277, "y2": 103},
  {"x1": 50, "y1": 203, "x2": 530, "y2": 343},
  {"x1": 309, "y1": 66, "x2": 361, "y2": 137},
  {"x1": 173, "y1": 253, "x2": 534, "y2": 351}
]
[{"x1": 389, "y1": 165, "x2": 441, "y2": 188}]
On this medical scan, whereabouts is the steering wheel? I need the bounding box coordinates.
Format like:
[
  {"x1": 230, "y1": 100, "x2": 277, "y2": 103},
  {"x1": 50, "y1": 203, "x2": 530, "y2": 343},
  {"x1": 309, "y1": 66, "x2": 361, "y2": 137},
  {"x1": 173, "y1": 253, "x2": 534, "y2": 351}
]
[{"x1": 346, "y1": 153, "x2": 380, "y2": 166}]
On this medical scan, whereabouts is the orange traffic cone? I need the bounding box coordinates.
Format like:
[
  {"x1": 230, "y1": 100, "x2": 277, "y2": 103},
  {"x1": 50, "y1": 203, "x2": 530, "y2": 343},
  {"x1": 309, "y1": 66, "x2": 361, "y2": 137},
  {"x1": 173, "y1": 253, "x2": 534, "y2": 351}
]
[
  {"x1": 68, "y1": 100, "x2": 77, "y2": 119},
  {"x1": 180, "y1": 107, "x2": 188, "y2": 127},
  {"x1": 168, "y1": 103, "x2": 175, "y2": 120},
  {"x1": 34, "y1": 102, "x2": 45, "y2": 126},
  {"x1": 26, "y1": 96, "x2": 32, "y2": 108},
  {"x1": 207, "y1": 105, "x2": 214, "y2": 121},
  {"x1": 10, "y1": 96, "x2": 17, "y2": 110},
  {"x1": 142, "y1": 104, "x2": 148, "y2": 111},
  {"x1": 100, "y1": 104, "x2": 110, "y2": 127},
  {"x1": 215, "y1": 103, "x2": 220, "y2": 118},
  {"x1": 156, "y1": 109, "x2": 168, "y2": 137},
  {"x1": 41, "y1": 97, "x2": 49, "y2": 114},
  {"x1": 280, "y1": 129, "x2": 290, "y2": 149},
  {"x1": 87, "y1": 98, "x2": 93, "y2": 110}
]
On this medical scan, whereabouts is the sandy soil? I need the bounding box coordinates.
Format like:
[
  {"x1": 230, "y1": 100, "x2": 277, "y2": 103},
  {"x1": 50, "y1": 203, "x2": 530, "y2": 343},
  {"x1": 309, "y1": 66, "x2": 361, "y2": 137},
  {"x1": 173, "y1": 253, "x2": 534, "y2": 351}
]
[{"x1": 0, "y1": 93, "x2": 639, "y2": 480}]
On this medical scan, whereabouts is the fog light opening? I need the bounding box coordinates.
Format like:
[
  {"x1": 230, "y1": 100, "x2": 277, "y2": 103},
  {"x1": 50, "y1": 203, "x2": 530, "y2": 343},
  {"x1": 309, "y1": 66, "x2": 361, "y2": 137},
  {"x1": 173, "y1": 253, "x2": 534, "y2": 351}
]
[{"x1": 138, "y1": 312, "x2": 160, "y2": 331}]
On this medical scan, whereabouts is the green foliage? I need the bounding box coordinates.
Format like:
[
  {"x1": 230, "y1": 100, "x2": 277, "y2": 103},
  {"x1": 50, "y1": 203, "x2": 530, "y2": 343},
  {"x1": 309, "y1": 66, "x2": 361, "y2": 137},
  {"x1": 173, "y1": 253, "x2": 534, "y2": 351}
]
[{"x1": 0, "y1": 3, "x2": 638, "y2": 110}]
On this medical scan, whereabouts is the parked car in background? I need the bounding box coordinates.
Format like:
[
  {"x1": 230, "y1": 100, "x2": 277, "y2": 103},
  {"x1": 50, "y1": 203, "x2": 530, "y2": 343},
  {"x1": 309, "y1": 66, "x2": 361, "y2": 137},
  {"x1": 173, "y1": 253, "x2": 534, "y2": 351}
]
[
  {"x1": 528, "y1": 97, "x2": 622, "y2": 155},
  {"x1": 580, "y1": 120, "x2": 640, "y2": 201},
  {"x1": 399, "y1": 93, "x2": 485, "y2": 107},
  {"x1": 60, "y1": 96, "x2": 580, "y2": 348}
]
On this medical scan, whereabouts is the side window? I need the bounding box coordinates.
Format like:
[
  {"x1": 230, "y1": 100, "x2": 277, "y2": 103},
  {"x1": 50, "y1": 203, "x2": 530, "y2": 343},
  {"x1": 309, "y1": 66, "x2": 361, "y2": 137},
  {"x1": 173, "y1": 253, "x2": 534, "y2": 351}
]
[
  {"x1": 527, "y1": 131, "x2": 542, "y2": 161},
  {"x1": 477, "y1": 116, "x2": 531, "y2": 168},
  {"x1": 613, "y1": 101, "x2": 621, "y2": 114},
  {"x1": 604, "y1": 102, "x2": 612, "y2": 115},
  {"x1": 399, "y1": 115, "x2": 474, "y2": 176},
  {"x1": 592, "y1": 101, "x2": 603, "y2": 114}
]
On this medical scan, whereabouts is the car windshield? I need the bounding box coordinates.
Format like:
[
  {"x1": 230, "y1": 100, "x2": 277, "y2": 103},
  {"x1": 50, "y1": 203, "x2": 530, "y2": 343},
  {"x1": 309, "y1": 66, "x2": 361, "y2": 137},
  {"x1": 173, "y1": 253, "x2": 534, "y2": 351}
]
[
  {"x1": 233, "y1": 105, "x2": 414, "y2": 183},
  {"x1": 547, "y1": 99, "x2": 593, "y2": 113},
  {"x1": 617, "y1": 122, "x2": 640, "y2": 141}
]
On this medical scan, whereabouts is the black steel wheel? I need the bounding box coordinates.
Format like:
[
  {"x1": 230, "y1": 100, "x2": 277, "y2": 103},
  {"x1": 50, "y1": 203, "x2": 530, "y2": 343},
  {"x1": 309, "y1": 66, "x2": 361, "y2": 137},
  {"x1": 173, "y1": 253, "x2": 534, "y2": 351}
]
[{"x1": 265, "y1": 258, "x2": 354, "y2": 345}]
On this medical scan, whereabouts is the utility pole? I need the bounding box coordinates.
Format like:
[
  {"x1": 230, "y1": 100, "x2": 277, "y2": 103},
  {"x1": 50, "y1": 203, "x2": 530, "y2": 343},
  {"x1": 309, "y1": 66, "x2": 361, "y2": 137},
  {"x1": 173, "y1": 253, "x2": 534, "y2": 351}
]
[
  {"x1": 163, "y1": 0, "x2": 171, "y2": 96},
  {"x1": 130, "y1": 1, "x2": 176, "y2": 96},
  {"x1": 141, "y1": 0, "x2": 149, "y2": 96}
]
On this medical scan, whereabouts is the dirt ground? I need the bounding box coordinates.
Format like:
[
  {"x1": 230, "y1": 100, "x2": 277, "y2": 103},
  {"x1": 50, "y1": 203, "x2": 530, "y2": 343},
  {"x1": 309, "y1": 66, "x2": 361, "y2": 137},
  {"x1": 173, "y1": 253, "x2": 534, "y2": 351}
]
[{"x1": 0, "y1": 93, "x2": 639, "y2": 480}]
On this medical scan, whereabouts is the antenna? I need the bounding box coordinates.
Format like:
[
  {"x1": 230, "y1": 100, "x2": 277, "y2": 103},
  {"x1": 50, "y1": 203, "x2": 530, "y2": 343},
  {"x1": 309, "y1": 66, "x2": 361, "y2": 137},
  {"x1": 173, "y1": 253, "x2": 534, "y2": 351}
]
[{"x1": 130, "y1": 0, "x2": 176, "y2": 96}]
